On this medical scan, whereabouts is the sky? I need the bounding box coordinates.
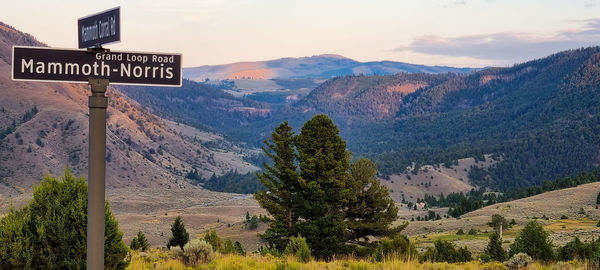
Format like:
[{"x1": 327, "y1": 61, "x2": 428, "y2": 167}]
[{"x1": 3, "y1": 0, "x2": 600, "y2": 68}]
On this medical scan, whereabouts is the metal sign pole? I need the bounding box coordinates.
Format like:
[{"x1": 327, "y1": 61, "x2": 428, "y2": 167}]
[{"x1": 87, "y1": 78, "x2": 109, "y2": 270}]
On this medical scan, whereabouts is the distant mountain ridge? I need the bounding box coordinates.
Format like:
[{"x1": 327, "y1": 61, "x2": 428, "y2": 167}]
[
  {"x1": 183, "y1": 54, "x2": 476, "y2": 81},
  {"x1": 184, "y1": 47, "x2": 600, "y2": 192}
]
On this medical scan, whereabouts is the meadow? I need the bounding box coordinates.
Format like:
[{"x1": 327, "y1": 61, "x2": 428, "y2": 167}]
[{"x1": 125, "y1": 249, "x2": 586, "y2": 270}]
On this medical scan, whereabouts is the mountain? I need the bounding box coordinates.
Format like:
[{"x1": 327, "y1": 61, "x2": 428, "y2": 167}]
[
  {"x1": 300, "y1": 47, "x2": 600, "y2": 191},
  {"x1": 0, "y1": 22, "x2": 257, "y2": 196},
  {"x1": 117, "y1": 79, "x2": 271, "y2": 133},
  {"x1": 121, "y1": 46, "x2": 600, "y2": 194},
  {"x1": 183, "y1": 55, "x2": 477, "y2": 108},
  {"x1": 183, "y1": 54, "x2": 476, "y2": 81}
]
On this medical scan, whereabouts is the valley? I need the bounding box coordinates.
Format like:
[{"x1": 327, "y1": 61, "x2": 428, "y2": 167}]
[{"x1": 2, "y1": 18, "x2": 600, "y2": 269}]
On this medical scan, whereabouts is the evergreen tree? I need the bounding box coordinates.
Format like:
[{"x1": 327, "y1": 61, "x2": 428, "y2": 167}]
[
  {"x1": 254, "y1": 115, "x2": 405, "y2": 258},
  {"x1": 509, "y1": 221, "x2": 555, "y2": 261},
  {"x1": 0, "y1": 168, "x2": 128, "y2": 270},
  {"x1": 130, "y1": 237, "x2": 139, "y2": 251},
  {"x1": 294, "y1": 114, "x2": 353, "y2": 258},
  {"x1": 248, "y1": 215, "x2": 259, "y2": 230},
  {"x1": 254, "y1": 121, "x2": 299, "y2": 248},
  {"x1": 167, "y1": 216, "x2": 189, "y2": 250},
  {"x1": 597, "y1": 192, "x2": 600, "y2": 205},
  {"x1": 130, "y1": 230, "x2": 150, "y2": 252},
  {"x1": 222, "y1": 238, "x2": 234, "y2": 254},
  {"x1": 346, "y1": 158, "x2": 401, "y2": 245},
  {"x1": 234, "y1": 241, "x2": 246, "y2": 255},
  {"x1": 483, "y1": 232, "x2": 507, "y2": 261}
]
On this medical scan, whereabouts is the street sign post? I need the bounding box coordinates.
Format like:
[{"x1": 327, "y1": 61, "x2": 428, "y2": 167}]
[
  {"x1": 78, "y1": 7, "x2": 120, "y2": 48},
  {"x1": 12, "y1": 9, "x2": 181, "y2": 269},
  {"x1": 12, "y1": 46, "x2": 182, "y2": 86}
]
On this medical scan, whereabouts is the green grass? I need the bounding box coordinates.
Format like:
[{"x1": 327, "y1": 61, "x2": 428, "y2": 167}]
[
  {"x1": 544, "y1": 218, "x2": 598, "y2": 233},
  {"x1": 413, "y1": 226, "x2": 522, "y2": 245}
]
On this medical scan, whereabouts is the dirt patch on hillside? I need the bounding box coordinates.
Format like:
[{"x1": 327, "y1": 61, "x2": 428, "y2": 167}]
[{"x1": 382, "y1": 155, "x2": 497, "y2": 203}]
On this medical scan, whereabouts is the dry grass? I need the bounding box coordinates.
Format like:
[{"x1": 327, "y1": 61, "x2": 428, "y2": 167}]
[{"x1": 126, "y1": 249, "x2": 589, "y2": 270}]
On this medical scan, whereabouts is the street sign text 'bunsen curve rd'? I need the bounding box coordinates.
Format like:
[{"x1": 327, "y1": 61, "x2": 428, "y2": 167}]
[{"x1": 10, "y1": 7, "x2": 182, "y2": 270}]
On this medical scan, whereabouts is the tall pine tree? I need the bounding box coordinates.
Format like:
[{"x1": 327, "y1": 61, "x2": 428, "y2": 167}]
[
  {"x1": 346, "y1": 158, "x2": 402, "y2": 246},
  {"x1": 254, "y1": 121, "x2": 299, "y2": 249},
  {"x1": 255, "y1": 115, "x2": 404, "y2": 258},
  {"x1": 294, "y1": 114, "x2": 353, "y2": 258}
]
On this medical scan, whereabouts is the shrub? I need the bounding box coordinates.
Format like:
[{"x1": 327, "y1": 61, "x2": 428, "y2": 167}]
[
  {"x1": 203, "y1": 230, "x2": 222, "y2": 252},
  {"x1": 422, "y1": 240, "x2": 471, "y2": 263},
  {"x1": 222, "y1": 238, "x2": 234, "y2": 254},
  {"x1": 558, "y1": 237, "x2": 600, "y2": 261},
  {"x1": 468, "y1": 228, "x2": 478, "y2": 235},
  {"x1": 504, "y1": 253, "x2": 532, "y2": 270},
  {"x1": 456, "y1": 228, "x2": 465, "y2": 235},
  {"x1": 169, "y1": 239, "x2": 214, "y2": 266},
  {"x1": 221, "y1": 238, "x2": 245, "y2": 255},
  {"x1": 373, "y1": 233, "x2": 417, "y2": 262},
  {"x1": 480, "y1": 252, "x2": 491, "y2": 262},
  {"x1": 0, "y1": 168, "x2": 128, "y2": 269},
  {"x1": 284, "y1": 235, "x2": 312, "y2": 263},
  {"x1": 259, "y1": 246, "x2": 283, "y2": 257},
  {"x1": 456, "y1": 246, "x2": 472, "y2": 262},
  {"x1": 169, "y1": 246, "x2": 183, "y2": 258},
  {"x1": 560, "y1": 215, "x2": 568, "y2": 219},
  {"x1": 182, "y1": 239, "x2": 214, "y2": 266}
]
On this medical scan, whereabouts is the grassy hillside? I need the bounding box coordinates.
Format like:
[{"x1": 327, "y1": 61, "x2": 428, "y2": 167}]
[{"x1": 0, "y1": 22, "x2": 258, "y2": 195}]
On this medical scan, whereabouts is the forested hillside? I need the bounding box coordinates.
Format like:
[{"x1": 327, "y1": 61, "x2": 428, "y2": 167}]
[
  {"x1": 120, "y1": 47, "x2": 600, "y2": 193},
  {"x1": 349, "y1": 48, "x2": 600, "y2": 190},
  {"x1": 118, "y1": 80, "x2": 271, "y2": 134}
]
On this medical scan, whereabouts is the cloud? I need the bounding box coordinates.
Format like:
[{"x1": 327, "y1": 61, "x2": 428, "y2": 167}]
[
  {"x1": 396, "y1": 19, "x2": 600, "y2": 63},
  {"x1": 585, "y1": 0, "x2": 598, "y2": 8}
]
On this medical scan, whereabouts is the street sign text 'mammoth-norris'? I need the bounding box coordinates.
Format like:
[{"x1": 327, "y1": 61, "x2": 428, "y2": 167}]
[{"x1": 12, "y1": 46, "x2": 182, "y2": 87}]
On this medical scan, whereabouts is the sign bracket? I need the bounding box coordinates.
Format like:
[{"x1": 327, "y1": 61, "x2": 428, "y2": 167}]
[{"x1": 87, "y1": 46, "x2": 110, "y2": 54}]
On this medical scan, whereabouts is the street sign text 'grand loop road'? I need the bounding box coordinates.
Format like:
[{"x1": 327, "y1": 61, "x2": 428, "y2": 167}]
[{"x1": 12, "y1": 46, "x2": 182, "y2": 86}]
